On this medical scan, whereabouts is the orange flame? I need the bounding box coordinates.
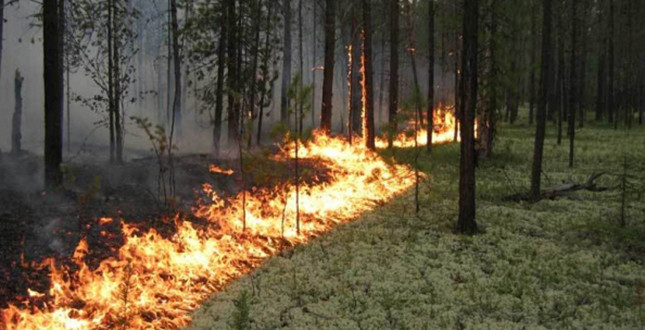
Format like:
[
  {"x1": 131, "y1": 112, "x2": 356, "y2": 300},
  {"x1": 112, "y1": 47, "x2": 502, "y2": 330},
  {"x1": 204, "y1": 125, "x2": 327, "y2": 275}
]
[
  {"x1": 208, "y1": 165, "x2": 234, "y2": 176},
  {"x1": 375, "y1": 105, "x2": 476, "y2": 148},
  {"x1": 2, "y1": 131, "x2": 416, "y2": 329}
]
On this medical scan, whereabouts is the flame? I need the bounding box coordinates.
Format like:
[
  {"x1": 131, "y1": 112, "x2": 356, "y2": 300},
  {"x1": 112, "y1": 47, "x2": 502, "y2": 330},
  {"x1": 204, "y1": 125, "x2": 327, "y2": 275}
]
[
  {"x1": 2, "y1": 131, "x2": 417, "y2": 329},
  {"x1": 375, "y1": 105, "x2": 476, "y2": 148},
  {"x1": 208, "y1": 165, "x2": 234, "y2": 176}
]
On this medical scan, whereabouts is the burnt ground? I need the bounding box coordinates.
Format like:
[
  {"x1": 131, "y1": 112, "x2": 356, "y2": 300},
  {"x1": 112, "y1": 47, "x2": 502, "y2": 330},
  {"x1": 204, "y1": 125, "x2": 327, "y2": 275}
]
[{"x1": 0, "y1": 149, "x2": 332, "y2": 309}]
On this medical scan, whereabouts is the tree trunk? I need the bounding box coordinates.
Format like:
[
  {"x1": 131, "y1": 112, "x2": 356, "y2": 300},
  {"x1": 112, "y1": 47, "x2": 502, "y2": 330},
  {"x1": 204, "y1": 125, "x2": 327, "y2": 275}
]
[
  {"x1": 530, "y1": 0, "x2": 554, "y2": 201},
  {"x1": 568, "y1": 0, "x2": 577, "y2": 168},
  {"x1": 311, "y1": 1, "x2": 317, "y2": 128},
  {"x1": 280, "y1": 0, "x2": 292, "y2": 126},
  {"x1": 479, "y1": 0, "x2": 497, "y2": 159},
  {"x1": 44, "y1": 0, "x2": 63, "y2": 189},
  {"x1": 257, "y1": 1, "x2": 274, "y2": 145},
  {"x1": 170, "y1": 0, "x2": 181, "y2": 137},
  {"x1": 0, "y1": 0, "x2": 4, "y2": 81},
  {"x1": 453, "y1": 29, "x2": 460, "y2": 142},
  {"x1": 457, "y1": 0, "x2": 478, "y2": 235},
  {"x1": 227, "y1": 0, "x2": 239, "y2": 143},
  {"x1": 214, "y1": 9, "x2": 226, "y2": 154},
  {"x1": 529, "y1": 0, "x2": 537, "y2": 125},
  {"x1": 427, "y1": 0, "x2": 434, "y2": 153},
  {"x1": 349, "y1": 10, "x2": 362, "y2": 139},
  {"x1": 248, "y1": 0, "x2": 262, "y2": 148},
  {"x1": 387, "y1": 0, "x2": 399, "y2": 148},
  {"x1": 607, "y1": 0, "x2": 615, "y2": 124},
  {"x1": 556, "y1": 12, "x2": 564, "y2": 146},
  {"x1": 113, "y1": 1, "x2": 123, "y2": 163},
  {"x1": 595, "y1": 1, "x2": 606, "y2": 122},
  {"x1": 297, "y1": 0, "x2": 304, "y2": 134},
  {"x1": 362, "y1": 0, "x2": 375, "y2": 150},
  {"x1": 11, "y1": 70, "x2": 23, "y2": 155},
  {"x1": 107, "y1": 0, "x2": 115, "y2": 163},
  {"x1": 320, "y1": 0, "x2": 336, "y2": 133}
]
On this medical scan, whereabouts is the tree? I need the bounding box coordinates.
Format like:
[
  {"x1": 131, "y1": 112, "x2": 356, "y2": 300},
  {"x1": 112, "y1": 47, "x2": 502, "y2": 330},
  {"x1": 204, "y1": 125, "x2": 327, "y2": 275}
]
[
  {"x1": 568, "y1": 0, "x2": 578, "y2": 167},
  {"x1": 320, "y1": 0, "x2": 336, "y2": 133},
  {"x1": 214, "y1": 7, "x2": 227, "y2": 154},
  {"x1": 530, "y1": 0, "x2": 554, "y2": 201},
  {"x1": 280, "y1": 0, "x2": 292, "y2": 126},
  {"x1": 387, "y1": 0, "x2": 399, "y2": 148},
  {"x1": 170, "y1": 0, "x2": 181, "y2": 137},
  {"x1": 457, "y1": 0, "x2": 478, "y2": 235},
  {"x1": 427, "y1": 0, "x2": 435, "y2": 153},
  {"x1": 361, "y1": 0, "x2": 375, "y2": 150},
  {"x1": 44, "y1": 0, "x2": 63, "y2": 189},
  {"x1": 11, "y1": 69, "x2": 23, "y2": 155}
]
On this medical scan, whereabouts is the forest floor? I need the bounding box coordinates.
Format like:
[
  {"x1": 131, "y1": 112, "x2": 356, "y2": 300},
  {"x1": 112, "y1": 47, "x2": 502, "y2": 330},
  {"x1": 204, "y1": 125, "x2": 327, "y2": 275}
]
[{"x1": 190, "y1": 121, "x2": 645, "y2": 329}]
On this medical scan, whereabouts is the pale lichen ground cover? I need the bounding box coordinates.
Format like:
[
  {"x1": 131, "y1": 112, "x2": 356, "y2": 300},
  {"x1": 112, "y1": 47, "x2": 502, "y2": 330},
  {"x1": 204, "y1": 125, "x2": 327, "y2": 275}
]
[{"x1": 190, "y1": 122, "x2": 645, "y2": 329}]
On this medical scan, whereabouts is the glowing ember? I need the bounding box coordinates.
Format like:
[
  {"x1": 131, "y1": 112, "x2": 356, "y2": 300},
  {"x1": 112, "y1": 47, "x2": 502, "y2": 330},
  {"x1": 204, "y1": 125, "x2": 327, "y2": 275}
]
[
  {"x1": 208, "y1": 165, "x2": 234, "y2": 176},
  {"x1": 1, "y1": 131, "x2": 416, "y2": 329}
]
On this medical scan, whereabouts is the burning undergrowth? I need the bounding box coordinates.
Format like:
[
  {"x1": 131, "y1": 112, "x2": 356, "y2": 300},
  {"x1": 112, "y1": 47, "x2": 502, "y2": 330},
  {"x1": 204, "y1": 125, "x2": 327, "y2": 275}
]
[{"x1": 1, "y1": 132, "x2": 416, "y2": 329}]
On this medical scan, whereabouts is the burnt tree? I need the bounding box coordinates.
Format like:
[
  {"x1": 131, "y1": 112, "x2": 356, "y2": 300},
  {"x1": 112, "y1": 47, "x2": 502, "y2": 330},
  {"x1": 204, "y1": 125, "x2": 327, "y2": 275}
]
[
  {"x1": 44, "y1": 0, "x2": 63, "y2": 189},
  {"x1": 362, "y1": 0, "x2": 375, "y2": 150},
  {"x1": 427, "y1": 0, "x2": 435, "y2": 153},
  {"x1": 11, "y1": 69, "x2": 23, "y2": 155}
]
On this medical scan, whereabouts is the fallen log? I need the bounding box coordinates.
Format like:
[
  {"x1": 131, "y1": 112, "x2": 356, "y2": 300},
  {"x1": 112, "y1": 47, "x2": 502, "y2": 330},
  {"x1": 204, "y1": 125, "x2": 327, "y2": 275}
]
[{"x1": 503, "y1": 172, "x2": 609, "y2": 202}]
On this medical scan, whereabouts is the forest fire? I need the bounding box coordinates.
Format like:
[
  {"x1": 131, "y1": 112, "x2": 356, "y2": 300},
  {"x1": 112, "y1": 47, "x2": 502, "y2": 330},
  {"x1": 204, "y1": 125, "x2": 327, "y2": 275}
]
[
  {"x1": 375, "y1": 106, "x2": 463, "y2": 148},
  {"x1": 1, "y1": 131, "x2": 416, "y2": 329}
]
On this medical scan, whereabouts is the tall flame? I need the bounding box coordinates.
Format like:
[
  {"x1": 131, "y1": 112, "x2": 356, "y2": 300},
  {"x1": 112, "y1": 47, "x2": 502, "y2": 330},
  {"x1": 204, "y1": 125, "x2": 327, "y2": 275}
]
[{"x1": 2, "y1": 131, "x2": 416, "y2": 329}]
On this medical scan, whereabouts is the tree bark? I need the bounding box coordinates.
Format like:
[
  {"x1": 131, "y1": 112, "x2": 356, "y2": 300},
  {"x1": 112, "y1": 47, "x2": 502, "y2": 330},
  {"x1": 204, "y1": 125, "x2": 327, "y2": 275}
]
[
  {"x1": 427, "y1": 0, "x2": 435, "y2": 153},
  {"x1": 214, "y1": 8, "x2": 227, "y2": 154},
  {"x1": 257, "y1": 1, "x2": 274, "y2": 145},
  {"x1": 227, "y1": 0, "x2": 239, "y2": 143},
  {"x1": 113, "y1": 1, "x2": 123, "y2": 163},
  {"x1": 280, "y1": 0, "x2": 292, "y2": 126},
  {"x1": 170, "y1": 0, "x2": 182, "y2": 137},
  {"x1": 107, "y1": 0, "x2": 115, "y2": 163},
  {"x1": 387, "y1": 0, "x2": 399, "y2": 148},
  {"x1": 568, "y1": 0, "x2": 577, "y2": 168},
  {"x1": 531, "y1": 0, "x2": 554, "y2": 201},
  {"x1": 349, "y1": 11, "x2": 362, "y2": 138},
  {"x1": 362, "y1": 0, "x2": 375, "y2": 150},
  {"x1": 607, "y1": 0, "x2": 615, "y2": 124},
  {"x1": 457, "y1": 0, "x2": 478, "y2": 235},
  {"x1": 320, "y1": 0, "x2": 336, "y2": 133},
  {"x1": 44, "y1": 0, "x2": 63, "y2": 189},
  {"x1": 595, "y1": 0, "x2": 606, "y2": 122},
  {"x1": 11, "y1": 69, "x2": 23, "y2": 155},
  {"x1": 529, "y1": 0, "x2": 537, "y2": 125}
]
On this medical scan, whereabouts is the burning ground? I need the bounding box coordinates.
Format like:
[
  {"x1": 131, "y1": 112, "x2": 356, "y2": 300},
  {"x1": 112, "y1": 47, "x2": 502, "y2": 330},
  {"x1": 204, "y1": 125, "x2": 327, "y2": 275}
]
[{"x1": 0, "y1": 132, "x2": 417, "y2": 329}]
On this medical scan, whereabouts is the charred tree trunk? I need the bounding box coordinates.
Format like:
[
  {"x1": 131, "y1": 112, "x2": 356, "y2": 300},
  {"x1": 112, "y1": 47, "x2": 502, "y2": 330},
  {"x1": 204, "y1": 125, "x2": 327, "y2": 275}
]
[
  {"x1": 427, "y1": 0, "x2": 435, "y2": 153},
  {"x1": 362, "y1": 0, "x2": 375, "y2": 150},
  {"x1": 248, "y1": 0, "x2": 262, "y2": 148},
  {"x1": 214, "y1": 9, "x2": 227, "y2": 154},
  {"x1": 297, "y1": 0, "x2": 304, "y2": 134},
  {"x1": 387, "y1": 0, "x2": 399, "y2": 148},
  {"x1": 280, "y1": 0, "x2": 292, "y2": 127},
  {"x1": 44, "y1": 0, "x2": 63, "y2": 189},
  {"x1": 453, "y1": 29, "x2": 461, "y2": 142},
  {"x1": 457, "y1": 0, "x2": 478, "y2": 235},
  {"x1": 531, "y1": 0, "x2": 554, "y2": 201},
  {"x1": 479, "y1": 0, "x2": 498, "y2": 159},
  {"x1": 11, "y1": 70, "x2": 23, "y2": 155},
  {"x1": 311, "y1": 1, "x2": 317, "y2": 127},
  {"x1": 320, "y1": 0, "x2": 336, "y2": 133}
]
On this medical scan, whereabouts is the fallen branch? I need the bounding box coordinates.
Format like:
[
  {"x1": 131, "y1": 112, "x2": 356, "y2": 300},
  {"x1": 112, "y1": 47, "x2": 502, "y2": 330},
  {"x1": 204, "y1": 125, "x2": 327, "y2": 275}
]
[{"x1": 503, "y1": 172, "x2": 609, "y2": 202}]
